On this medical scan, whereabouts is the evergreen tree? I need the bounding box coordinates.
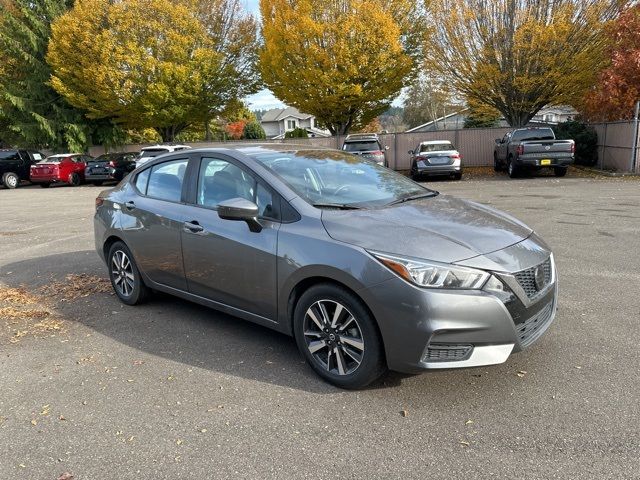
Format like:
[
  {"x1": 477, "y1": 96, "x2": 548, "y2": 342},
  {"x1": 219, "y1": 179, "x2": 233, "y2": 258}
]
[{"x1": 0, "y1": 0, "x2": 122, "y2": 151}]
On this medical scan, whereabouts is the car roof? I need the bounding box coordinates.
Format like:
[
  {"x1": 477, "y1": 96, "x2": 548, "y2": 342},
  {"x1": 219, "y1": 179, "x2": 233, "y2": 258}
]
[
  {"x1": 419, "y1": 140, "x2": 454, "y2": 145},
  {"x1": 46, "y1": 153, "x2": 83, "y2": 157},
  {"x1": 186, "y1": 143, "x2": 335, "y2": 157},
  {"x1": 141, "y1": 144, "x2": 190, "y2": 151}
]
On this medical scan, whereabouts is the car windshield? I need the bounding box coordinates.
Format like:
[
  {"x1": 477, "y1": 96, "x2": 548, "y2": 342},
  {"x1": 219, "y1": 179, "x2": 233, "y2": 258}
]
[
  {"x1": 419, "y1": 142, "x2": 454, "y2": 152},
  {"x1": 0, "y1": 151, "x2": 19, "y2": 159},
  {"x1": 342, "y1": 141, "x2": 380, "y2": 152},
  {"x1": 90, "y1": 154, "x2": 120, "y2": 163},
  {"x1": 251, "y1": 150, "x2": 434, "y2": 208}
]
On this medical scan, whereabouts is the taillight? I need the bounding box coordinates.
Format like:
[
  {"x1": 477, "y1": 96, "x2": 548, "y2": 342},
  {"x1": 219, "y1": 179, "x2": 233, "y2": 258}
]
[
  {"x1": 516, "y1": 145, "x2": 524, "y2": 155},
  {"x1": 109, "y1": 161, "x2": 116, "y2": 167},
  {"x1": 571, "y1": 143, "x2": 575, "y2": 154},
  {"x1": 95, "y1": 197, "x2": 104, "y2": 208},
  {"x1": 451, "y1": 154, "x2": 461, "y2": 159},
  {"x1": 371, "y1": 150, "x2": 383, "y2": 155}
]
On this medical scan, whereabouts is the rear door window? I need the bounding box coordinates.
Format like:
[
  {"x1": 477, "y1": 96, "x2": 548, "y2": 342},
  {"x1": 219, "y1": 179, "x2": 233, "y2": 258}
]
[{"x1": 146, "y1": 159, "x2": 188, "y2": 202}]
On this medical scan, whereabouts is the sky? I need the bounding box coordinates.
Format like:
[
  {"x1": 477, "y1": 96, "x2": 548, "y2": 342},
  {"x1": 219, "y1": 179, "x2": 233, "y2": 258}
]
[{"x1": 240, "y1": 0, "x2": 405, "y2": 112}]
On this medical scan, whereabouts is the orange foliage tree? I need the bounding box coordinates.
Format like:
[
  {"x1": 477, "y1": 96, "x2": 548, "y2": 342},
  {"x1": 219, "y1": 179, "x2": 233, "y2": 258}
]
[
  {"x1": 226, "y1": 120, "x2": 248, "y2": 139},
  {"x1": 583, "y1": 5, "x2": 640, "y2": 121}
]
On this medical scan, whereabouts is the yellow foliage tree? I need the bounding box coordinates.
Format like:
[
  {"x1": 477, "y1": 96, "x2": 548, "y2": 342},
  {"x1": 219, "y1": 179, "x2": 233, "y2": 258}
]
[
  {"x1": 47, "y1": 0, "x2": 259, "y2": 141},
  {"x1": 259, "y1": 0, "x2": 420, "y2": 135},
  {"x1": 426, "y1": 0, "x2": 627, "y2": 126}
]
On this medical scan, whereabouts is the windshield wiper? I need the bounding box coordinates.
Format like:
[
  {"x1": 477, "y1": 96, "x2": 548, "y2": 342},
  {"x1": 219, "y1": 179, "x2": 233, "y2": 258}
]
[
  {"x1": 312, "y1": 203, "x2": 363, "y2": 210},
  {"x1": 387, "y1": 191, "x2": 439, "y2": 206}
]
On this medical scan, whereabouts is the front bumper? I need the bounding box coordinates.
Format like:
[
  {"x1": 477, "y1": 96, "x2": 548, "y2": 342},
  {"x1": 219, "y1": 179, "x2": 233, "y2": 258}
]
[{"x1": 362, "y1": 259, "x2": 557, "y2": 373}]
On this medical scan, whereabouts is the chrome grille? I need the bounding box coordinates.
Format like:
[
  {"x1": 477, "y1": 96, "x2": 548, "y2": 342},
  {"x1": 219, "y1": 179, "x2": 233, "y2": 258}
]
[
  {"x1": 517, "y1": 301, "x2": 554, "y2": 348},
  {"x1": 423, "y1": 344, "x2": 473, "y2": 362},
  {"x1": 514, "y1": 258, "x2": 552, "y2": 299}
]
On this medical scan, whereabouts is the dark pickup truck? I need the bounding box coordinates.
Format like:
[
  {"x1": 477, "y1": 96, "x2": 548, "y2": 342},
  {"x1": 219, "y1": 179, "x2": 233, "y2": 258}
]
[
  {"x1": 0, "y1": 149, "x2": 46, "y2": 188},
  {"x1": 494, "y1": 127, "x2": 574, "y2": 178}
]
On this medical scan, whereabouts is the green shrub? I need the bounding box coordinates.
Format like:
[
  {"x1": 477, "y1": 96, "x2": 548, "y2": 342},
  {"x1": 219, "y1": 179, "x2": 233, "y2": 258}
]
[
  {"x1": 553, "y1": 120, "x2": 598, "y2": 166},
  {"x1": 284, "y1": 127, "x2": 309, "y2": 138},
  {"x1": 243, "y1": 121, "x2": 266, "y2": 140}
]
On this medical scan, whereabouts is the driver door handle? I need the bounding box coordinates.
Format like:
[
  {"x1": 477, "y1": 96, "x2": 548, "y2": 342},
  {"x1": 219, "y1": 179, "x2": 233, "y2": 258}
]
[{"x1": 184, "y1": 220, "x2": 204, "y2": 233}]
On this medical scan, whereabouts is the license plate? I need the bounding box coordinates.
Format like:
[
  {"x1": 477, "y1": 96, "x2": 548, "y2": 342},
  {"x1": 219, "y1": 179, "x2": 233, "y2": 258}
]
[
  {"x1": 540, "y1": 159, "x2": 552, "y2": 166},
  {"x1": 92, "y1": 168, "x2": 106, "y2": 173},
  {"x1": 430, "y1": 157, "x2": 449, "y2": 165}
]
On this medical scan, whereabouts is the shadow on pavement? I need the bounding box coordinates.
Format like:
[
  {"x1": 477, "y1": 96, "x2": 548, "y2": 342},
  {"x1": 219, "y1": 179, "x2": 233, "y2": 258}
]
[{"x1": 2, "y1": 250, "x2": 412, "y2": 393}]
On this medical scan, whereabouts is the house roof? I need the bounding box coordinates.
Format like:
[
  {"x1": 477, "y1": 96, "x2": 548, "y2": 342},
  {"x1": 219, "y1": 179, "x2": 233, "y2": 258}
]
[
  {"x1": 261, "y1": 106, "x2": 313, "y2": 122},
  {"x1": 272, "y1": 126, "x2": 332, "y2": 140},
  {"x1": 405, "y1": 108, "x2": 469, "y2": 133}
]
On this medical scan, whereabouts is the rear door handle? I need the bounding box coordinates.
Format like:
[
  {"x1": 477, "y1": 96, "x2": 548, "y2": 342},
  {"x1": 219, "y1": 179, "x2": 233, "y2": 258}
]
[
  {"x1": 184, "y1": 221, "x2": 204, "y2": 233},
  {"x1": 124, "y1": 201, "x2": 136, "y2": 211}
]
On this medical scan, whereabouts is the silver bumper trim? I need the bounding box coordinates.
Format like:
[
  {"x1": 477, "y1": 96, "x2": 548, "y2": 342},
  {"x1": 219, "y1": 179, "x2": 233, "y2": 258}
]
[{"x1": 421, "y1": 343, "x2": 514, "y2": 369}]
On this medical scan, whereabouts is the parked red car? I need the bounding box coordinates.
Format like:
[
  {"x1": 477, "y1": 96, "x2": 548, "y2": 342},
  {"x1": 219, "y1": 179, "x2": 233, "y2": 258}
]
[{"x1": 30, "y1": 153, "x2": 93, "y2": 188}]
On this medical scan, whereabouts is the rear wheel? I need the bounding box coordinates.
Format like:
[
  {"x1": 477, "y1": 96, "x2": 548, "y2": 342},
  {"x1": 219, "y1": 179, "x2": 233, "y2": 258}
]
[
  {"x1": 40, "y1": 183, "x2": 51, "y2": 188},
  {"x1": 293, "y1": 283, "x2": 386, "y2": 389},
  {"x1": 507, "y1": 158, "x2": 518, "y2": 178},
  {"x1": 107, "y1": 241, "x2": 149, "y2": 306},
  {"x1": 453, "y1": 171, "x2": 462, "y2": 180},
  {"x1": 554, "y1": 167, "x2": 567, "y2": 177},
  {"x1": 2, "y1": 172, "x2": 19, "y2": 189},
  {"x1": 69, "y1": 172, "x2": 81, "y2": 186}
]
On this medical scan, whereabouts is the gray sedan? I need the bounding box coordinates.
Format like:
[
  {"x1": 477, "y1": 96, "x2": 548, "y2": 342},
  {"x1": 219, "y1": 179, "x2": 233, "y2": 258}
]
[{"x1": 94, "y1": 145, "x2": 557, "y2": 388}]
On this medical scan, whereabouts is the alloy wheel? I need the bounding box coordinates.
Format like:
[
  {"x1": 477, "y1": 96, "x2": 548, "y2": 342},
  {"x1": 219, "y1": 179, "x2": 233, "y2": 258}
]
[
  {"x1": 6, "y1": 174, "x2": 18, "y2": 188},
  {"x1": 111, "y1": 250, "x2": 135, "y2": 297},
  {"x1": 303, "y1": 300, "x2": 364, "y2": 376}
]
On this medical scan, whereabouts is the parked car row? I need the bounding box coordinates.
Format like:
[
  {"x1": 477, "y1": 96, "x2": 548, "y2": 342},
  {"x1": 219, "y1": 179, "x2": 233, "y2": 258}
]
[{"x1": 0, "y1": 144, "x2": 194, "y2": 189}]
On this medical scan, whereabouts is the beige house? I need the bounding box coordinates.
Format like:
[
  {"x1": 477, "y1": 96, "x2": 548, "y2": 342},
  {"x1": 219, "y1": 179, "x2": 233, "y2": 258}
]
[{"x1": 260, "y1": 106, "x2": 331, "y2": 139}]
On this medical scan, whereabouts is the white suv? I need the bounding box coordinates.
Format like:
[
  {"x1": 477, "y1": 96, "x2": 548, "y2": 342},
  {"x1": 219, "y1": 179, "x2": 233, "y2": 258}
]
[{"x1": 136, "y1": 144, "x2": 191, "y2": 167}]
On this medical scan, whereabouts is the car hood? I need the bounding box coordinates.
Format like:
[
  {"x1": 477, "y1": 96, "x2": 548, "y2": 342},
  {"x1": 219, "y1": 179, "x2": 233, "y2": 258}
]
[{"x1": 321, "y1": 194, "x2": 533, "y2": 264}]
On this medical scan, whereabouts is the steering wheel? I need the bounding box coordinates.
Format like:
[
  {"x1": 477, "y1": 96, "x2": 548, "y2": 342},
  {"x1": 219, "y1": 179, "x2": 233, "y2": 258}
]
[{"x1": 333, "y1": 185, "x2": 352, "y2": 196}]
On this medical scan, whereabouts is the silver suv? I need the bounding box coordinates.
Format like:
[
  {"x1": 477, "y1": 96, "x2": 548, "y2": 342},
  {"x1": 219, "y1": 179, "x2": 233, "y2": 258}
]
[{"x1": 342, "y1": 134, "x2": 388, "y2": 167}]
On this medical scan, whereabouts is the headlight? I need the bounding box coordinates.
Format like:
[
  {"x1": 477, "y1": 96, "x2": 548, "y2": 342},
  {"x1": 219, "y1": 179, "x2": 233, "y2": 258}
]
[{"x1": 370, "y1": 251, "x2": 489, "y2": 289}]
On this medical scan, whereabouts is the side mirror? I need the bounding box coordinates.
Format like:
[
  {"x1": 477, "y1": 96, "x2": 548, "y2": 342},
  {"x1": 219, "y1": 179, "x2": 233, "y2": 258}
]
[
  {"x1": 217, "y1": 198, "x2": 262, "y2": 233},
  {"x1": 495, "y1": 138, "x2": 502, "y2": 144},
  {"x1": 408, "y1": 150, "x2": 414, "y2": 155},
  {"x1": 384, "y1": 145, "x2": 390, "y2": 151}
]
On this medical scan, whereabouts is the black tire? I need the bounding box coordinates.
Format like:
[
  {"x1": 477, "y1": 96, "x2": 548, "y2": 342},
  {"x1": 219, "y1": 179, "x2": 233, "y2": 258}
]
[
  {"x1": 69, "y1": 172, "x2": 81, "y2": 186},
  {"x1": 507, "y1": 157, "x2": 518, "y2": 178},
  {"x1": 293, "y1": 283, "x2": 386, "y2": 389},
  {"x1": 454, "y1": 171, "x2": 462, "y2": 180},
  {"x1": 554, "y1": 167, "x2": 567, "y2": 177},
  {"x1": 2, "y1": 172, "x2": 19, "y2": 189},
  {"x1": 40, "y1": 183, "x2": 51, "y2": 188},
  {"x1": 410, "y1": 163, "x2": 421, "y2": 181},
  {"x1": 107, "y1": 241, "x2": 150, "y2": 306},
  {"x1": 92, "y1": 181, "x2": 104, "y2": 186},
  {"x1": 493, "y1": 153, "x2": 501, "y2": 172}
]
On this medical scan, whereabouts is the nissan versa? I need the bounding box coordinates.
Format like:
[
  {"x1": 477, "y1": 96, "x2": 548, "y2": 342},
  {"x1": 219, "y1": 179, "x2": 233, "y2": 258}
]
[{"x1": 94, "y1": 145, "x2": 558, "y2": 388}]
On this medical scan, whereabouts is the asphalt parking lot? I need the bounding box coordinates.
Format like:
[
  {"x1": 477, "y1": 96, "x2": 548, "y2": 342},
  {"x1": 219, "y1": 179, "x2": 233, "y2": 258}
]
[{"x1": 1, "y1": 171, "x2": 639, "y2": 479}]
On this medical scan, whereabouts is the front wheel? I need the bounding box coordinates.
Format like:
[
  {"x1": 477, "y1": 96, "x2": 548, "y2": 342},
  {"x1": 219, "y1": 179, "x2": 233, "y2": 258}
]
[
  {"x1": 493, "y1": 153, "x2": 501, "y2": 172},
  {"x1": 554, "y1": 167, "x2": 567, "y2": 177},
  {"x1": 2, "y1": 172, "x2": 19, "y2": 189},
  {"x1": 107, "y1": 241, "x2": 149, "y2": 305},
  {"x1": 293, "y1": 284, "x2": 386, "y2": 389}
]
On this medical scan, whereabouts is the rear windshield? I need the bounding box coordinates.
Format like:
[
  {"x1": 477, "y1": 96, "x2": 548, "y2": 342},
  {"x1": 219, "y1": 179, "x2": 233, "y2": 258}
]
[
  {"x1": 512, "y1": 128, "x2": 555, "y2": 142},
  {"x1": 419, "y1": 142, "x2": 455, "y2": 152},
  {"x1": 342, "y1": 141, "x2": 380, "y2": 152},
  {"x1": 41, "y1": 156, "x2": 66, "y2": 164},
  {"x1": 0, "y1": 151, "x2": 19, "y2": 160},
  {"x1": 140, "y1": 148, "x2": 169, "y2": 158},
  {"x1": 91, "y1": 153, "x2": 121, "y2": 163}
]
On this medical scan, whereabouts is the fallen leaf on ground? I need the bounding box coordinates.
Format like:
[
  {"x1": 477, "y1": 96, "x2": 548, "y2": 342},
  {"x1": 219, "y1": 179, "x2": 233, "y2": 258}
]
[
  {"x1": 516, "y1": 371, "x2": 527, "y2": 377},
  {"x1": 459, "y1": 440, "x2": 470, "y2": 447},
  {"x1": 400, "y1": 410, "x2": 408, "y2": 417},
  {"x1": 57, "y1": 472, "x2": 74, "y2": 480}
]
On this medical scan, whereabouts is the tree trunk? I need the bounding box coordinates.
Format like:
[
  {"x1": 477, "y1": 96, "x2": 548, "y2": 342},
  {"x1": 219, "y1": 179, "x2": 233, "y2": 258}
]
[{"x1": 205, "y1": 119, "x2": 212, "y2": 141}]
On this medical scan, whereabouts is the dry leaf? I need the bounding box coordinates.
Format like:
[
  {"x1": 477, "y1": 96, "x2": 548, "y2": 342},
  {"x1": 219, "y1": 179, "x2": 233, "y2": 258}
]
[
  {"x1": 465, "y1": 420, "x2": 474, "y2": 425},
  {"x1": 176, "y1": 439, "x2": 183, "y2": 445},
  {"x1": 516, "y1": 370, "x2": 527, "y2": 377},
  {"x1": 30, "y1": 419, "x2": 37, "y2": 426},
  {"x1": 400, "y1": 410, "x2": 408, "y2": 417},
  {"x1": 459, "y1": 440, "x2": 470, "y2": 447},
  {"x1": 57, "y1": 472, "x2": 74, "y2": 480}
]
